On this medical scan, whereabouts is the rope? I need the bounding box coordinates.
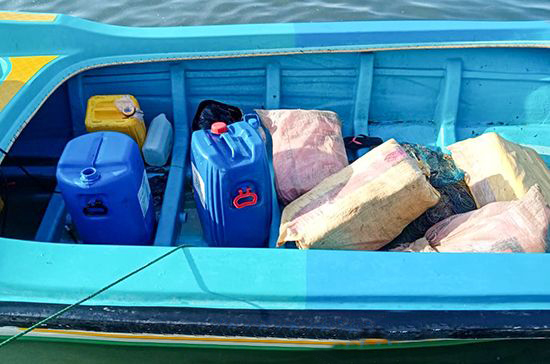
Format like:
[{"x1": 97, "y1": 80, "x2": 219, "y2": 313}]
[{"x1": 0, "y1": 244, "x2": 187, "y2": 349}]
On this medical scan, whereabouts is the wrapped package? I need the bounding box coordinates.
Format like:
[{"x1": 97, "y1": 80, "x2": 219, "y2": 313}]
[
  {"x1": 395, "y1": 185, "x2": 550, "y2": 253},
  {"x1": 255, "y1": 109, "x2": 348, "y2": 205},
  {"x1": 277, "y1": 139, "x2": 440, "y2": 250},
  {"x1": 448, "y1": 132, "x2": 550, "y2": 207}
]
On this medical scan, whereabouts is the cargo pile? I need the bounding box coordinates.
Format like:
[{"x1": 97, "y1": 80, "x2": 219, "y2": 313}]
[
  {"x1": 255, "y1": 109, "x2": 550, "y2": 253},
  {"x1": 55, "y1": 94, "x2": 550, "y2": 252}
]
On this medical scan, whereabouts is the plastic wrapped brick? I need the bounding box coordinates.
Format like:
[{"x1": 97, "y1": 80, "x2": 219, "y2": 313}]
[
  {"x1": 255, "y1": 109, "x2": 348, "y2": 204},
  {"x1": 448, "y1": 132, "x2": 550, "y2": 207},
  {"x1": 277, "y1": 139, "x2": 440, "y2": 250}
]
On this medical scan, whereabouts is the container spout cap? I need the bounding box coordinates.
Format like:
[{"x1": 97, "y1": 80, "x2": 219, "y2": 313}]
[
  {"x1": 211, "y1": 122, "x2": 228, "y2": 135},
  {"x1": 80, "y1": 167, "x2": 100, "y2": 185}
]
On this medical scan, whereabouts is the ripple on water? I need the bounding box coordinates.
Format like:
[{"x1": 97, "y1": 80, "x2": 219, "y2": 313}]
[{"x1": 1, "y1": 0, "x2": 550, "y2": 26}]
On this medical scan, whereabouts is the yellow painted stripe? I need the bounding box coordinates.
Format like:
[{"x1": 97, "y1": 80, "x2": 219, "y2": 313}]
[
  {"x1": 0, "y1": 12, "x2": 56, "y2": 22},
  {"x1": 29, "y1": 328, "x2": 389, "y2": 347},
  {"x1": 0, "y1": 55, "x2": 58, "y2": 111}
]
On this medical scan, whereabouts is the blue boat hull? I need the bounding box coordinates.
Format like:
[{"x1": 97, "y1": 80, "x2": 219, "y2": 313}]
[{"x1": 0, "y1": 11, "x2": 549, "y2": 353}]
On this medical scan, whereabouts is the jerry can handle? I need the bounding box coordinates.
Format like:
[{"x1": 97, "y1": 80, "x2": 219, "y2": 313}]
[
  {"x1": 233, "y1": 187, "x2": 258, "y2": 209},
  {"x1": 221, "y1": 133, "x2": 240, "y2": 158},
  {"x1": 83, "y1": 199, "x2": 109, "y2": 216}
]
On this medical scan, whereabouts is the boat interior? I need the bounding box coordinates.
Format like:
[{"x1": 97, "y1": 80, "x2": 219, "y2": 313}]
[{"x1": 2, "y1": 47, "x2": 549, "y2": 248}]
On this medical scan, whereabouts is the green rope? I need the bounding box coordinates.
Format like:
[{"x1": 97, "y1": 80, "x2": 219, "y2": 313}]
[{"x1": 0, "y1": 244, "x2": 187, "y2": 349}]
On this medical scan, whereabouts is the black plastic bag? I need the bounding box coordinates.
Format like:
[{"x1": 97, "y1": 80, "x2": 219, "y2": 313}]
[
  {"x1": 192, "y1": 100, "x2": 243, "y2": 131},
  {"x1": 343, "y1": 134, "x2": 384, "y2": 163},
  {"x1": 343, "y1": 134, "x2": 384, "y2": 151}
]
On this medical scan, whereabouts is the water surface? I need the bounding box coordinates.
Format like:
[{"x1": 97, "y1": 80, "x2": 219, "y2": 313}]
[{"x1": 1, "y1": 0, "x2": 550, "y2": 26}]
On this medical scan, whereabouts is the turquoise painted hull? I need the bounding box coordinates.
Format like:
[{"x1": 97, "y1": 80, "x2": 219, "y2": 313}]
[{"x1": 0, "y1": 11, "x2": 550, "y2": 354}]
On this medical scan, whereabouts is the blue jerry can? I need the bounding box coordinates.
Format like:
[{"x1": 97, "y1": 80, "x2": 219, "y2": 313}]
[
  {"x1": 191, "y1": 121, "x2": 272, "y2": 247},
  {"x1": 56, "y1": 132, "x2": 155, "y2": 245}
]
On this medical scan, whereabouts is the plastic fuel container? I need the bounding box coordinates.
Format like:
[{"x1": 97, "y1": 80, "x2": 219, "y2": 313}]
[
  {"x1": 57, "y1": 131, "x2": 155, "y2": 245},
  {"x1": 191, "y1": 120, "x2": 272, "y2": 247},
  {"x1": 142, "y1": 113, "x2": 173, "y2": 166},
  {"x1": 85, "y1": 95, "x2": 147, "y2": 148}
]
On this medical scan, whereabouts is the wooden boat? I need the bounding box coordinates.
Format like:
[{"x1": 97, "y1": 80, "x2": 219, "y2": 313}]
[{"x1": 1, "y1": 11, "x2": 550, "y2": 361}]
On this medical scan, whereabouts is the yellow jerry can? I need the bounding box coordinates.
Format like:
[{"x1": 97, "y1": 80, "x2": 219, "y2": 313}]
[{"x1": 85, "y1": 95, "x2": 147, "y2": 148}]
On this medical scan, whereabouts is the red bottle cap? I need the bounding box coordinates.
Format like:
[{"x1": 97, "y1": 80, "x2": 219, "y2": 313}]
[{"x1": 211, "y1": 122, "x2": 228, "y2": 135}]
